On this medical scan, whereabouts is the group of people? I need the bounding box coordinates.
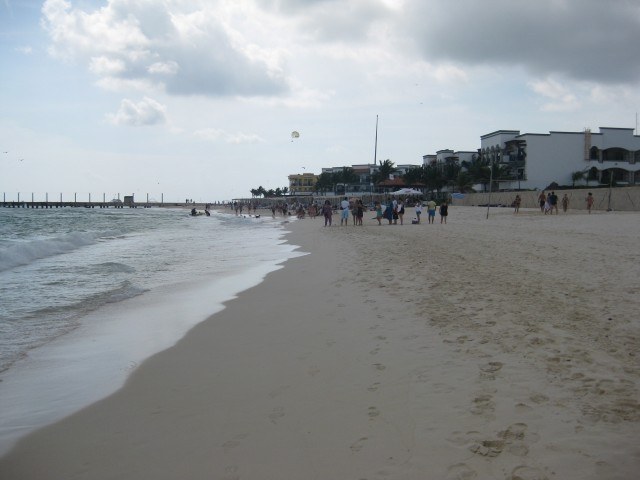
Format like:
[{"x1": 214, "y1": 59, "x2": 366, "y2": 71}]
[
  {"x1": 319, "y1": 197, "x2": 449, "y2": 227},
  {"x1": 537, "y1": 191, "x2": 568, "y2": 214},
  {"x1": 512, "y1": 191, "x2": 595, "y2": 214}
]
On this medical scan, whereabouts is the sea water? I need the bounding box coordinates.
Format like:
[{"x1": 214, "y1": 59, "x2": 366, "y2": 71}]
[{"x1": 0, "y1": 207, "x2": 302, "y2": 455}]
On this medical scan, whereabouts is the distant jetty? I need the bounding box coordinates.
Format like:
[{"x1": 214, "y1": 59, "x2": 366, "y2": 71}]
[{"x1": 0, "y1": 201, "x2": 206, "y2": 209}]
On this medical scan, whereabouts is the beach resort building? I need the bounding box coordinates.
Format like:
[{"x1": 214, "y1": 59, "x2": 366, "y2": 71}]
[
  {"x1": 285, "y1": 126, "x2": 640, "y2": 196},
  {"x1": 425, "y1": 150, "x2": 477, "y2": 166},
  {"x1": 481, "y1": 127, "x2": 640, "y2": 190},
  {"x1": 288, "y1": 173, "x2": 318, "y2": 195}
]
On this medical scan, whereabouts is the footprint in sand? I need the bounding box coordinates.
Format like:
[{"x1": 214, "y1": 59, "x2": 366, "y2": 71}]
[
  {"x1": 222, "y1": 434, "x2": 248, "y2": 452},
  {"x1": 372, "y1": 363, "x2": 387, "y2": 371},
  {"x1": 368, "y1": 406, "x2": 380, "y2": 419},
  {"x1": 529, "y1": 393, "x2": 549, "y2": 404},
  {"x1": 470, "y1": 394, "x2": 495, "y2": 415},
  {"x1": 515, "y1": 402, "x2": 533, "y2": 413},
  {"x1": 350, "y1": 437, "x2": 368, "y2": 453},
  {"x1": 499, "y1": 423, "x2": 529, "y2": 442},
  {"x1": 479, "y1": 361, "x2": 504, "y2": 379},
  {"x1": 223, "y1": 465, "x2": 240, "y2": 480},
  {"x1": 367, "y1": 382, "x2": 381, "y2": 392},
  {"x1": 268, "y1": 406, "x2": 285, "y2": 424},
  {"x1": 446, "y1": 462, "x2": 478, "y2": 479},
  {"x1": 509, "y1": 465, "x2": 548, "y2": 480},
  {"x1": 469, "y1": 439, "x2": 504, "y2": 457}
]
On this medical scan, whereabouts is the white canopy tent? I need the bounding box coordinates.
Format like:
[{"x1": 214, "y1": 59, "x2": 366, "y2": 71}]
[{"x1": 390, "y1": 188, "x2": 422, "y2": 196}]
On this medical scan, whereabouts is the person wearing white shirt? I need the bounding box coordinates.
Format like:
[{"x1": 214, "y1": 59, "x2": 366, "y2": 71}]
[{"x1": 340, "y1": 197, "x2": 350, "y2": 226}]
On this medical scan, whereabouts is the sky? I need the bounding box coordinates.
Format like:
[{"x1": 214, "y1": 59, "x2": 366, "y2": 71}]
[{"x1": 1, "y1": 0, "x2": 639, "y2": 203}]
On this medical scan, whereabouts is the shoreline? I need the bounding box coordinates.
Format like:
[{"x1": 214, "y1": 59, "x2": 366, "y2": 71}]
[
  {"x1": 1, "y1": 207, "x2": 639, "y2": 479},
  {"x1": 0, "y1": 211, "x2": 299, "y2": 457}
]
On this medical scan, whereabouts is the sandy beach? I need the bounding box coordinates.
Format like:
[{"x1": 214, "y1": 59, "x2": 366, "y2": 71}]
[{"x1": 1, "y1": 206, "x2": 639, "y2": 480}]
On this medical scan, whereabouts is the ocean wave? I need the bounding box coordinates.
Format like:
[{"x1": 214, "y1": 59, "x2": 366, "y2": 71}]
[
  {"x1": 0, "y1": 231, "x2": 120, "y2": 272},
  {"x1": 95, "y1": 262, "x2": 137, "y2": 274}
]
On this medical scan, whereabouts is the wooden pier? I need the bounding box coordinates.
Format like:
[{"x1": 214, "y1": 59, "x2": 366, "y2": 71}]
[
  {"x1": 1, "y1": 201, "x2": 145, "y2": 209},
  {"x1": 0, "y1": 201, "x2": 209, "y2": 210}
]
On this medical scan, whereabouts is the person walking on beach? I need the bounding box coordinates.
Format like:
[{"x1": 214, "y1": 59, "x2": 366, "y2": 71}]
[
  {"x1": 340, "y1": 197, "x2": 350, "y2": 226},
  {"x1": 308, "y1": 202, "x2": 317, "y2": 218},
  {"x1": 549, "y1": 191, "x2": 558, "y2": 214},
  {"x1": 322, "y1": 200, "x2": 333, "y2": 226},
  {"x1": 439, "y1": 202, "x2": 448, "y2": 224},
  {"x1": 375, "y1": 201, "x2": 383, "y2": 225},
  {"x1": 513, "y1": 194, "x2": 521, "y2": 214},
  {"x1": 538, "y1": 191, "x2": 546, "y2": 213},
  {"x1": 356, "y1": 199, "x2": 364, "y2": 226},
  {"x1": 561, "y1": 194, "x2": 569, "y2": 213},
  {"x1": 586, "y1": 192, "x2": 594, "y2": 213},
  {"x1": 397, "y1": 199, "x2": 405, "y2": 225},
  {"x1": 383, "y1": 202, "x2": 394, "y2": 225},
  {"x1": 414, "y1": 201, "x2": 422, "y2": 224},
  {"x1": 427, "y1": 199, "x2": 437, "y2": 224}
]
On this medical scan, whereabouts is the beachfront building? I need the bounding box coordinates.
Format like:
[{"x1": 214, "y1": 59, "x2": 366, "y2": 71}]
[
  {"x1": 481, "y1": 127, "x2": 640, "y2": 190},
  {"x1": 318, "y1": 164, "x2": 381, "y2": 195},
  {"x1": 288, "y1": 173, "x2": 318, "y2": 195},
  {"x1": 424, "y1": 150, "x2": 477, "y2": 166}
]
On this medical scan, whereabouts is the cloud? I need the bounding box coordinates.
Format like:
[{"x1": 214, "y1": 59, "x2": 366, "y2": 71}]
[
  {"x1": 41, "y1": 0, "x2": 288, "y2": 97},
  {"x1": 256, "y1": 0, "x2": 397, "y2": 43},
  {"x1": 15, "y1": 46, "x2": 33, "y2": 55},
  {"x1": 405, "y1": 0, "x2": 640, "y2": 84},
  {"x1": 107, "y1": 96, "x2": 167, "y2": 126},
  {"x1": 528, "y1": 78, "x2": 580, "y2": 112},
  {"x1": 193, "y1": 128, "x2": 264, "y2": 144}
]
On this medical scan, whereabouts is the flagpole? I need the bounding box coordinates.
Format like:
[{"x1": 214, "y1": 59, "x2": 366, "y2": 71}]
[
  {"x1": 486, "y1": 162, "x2": 493, "y2": 219},
  {"x1": 371, "y1": 114, "x2": 379, "y2": 203},
  {"x1": 374, "y1": 114, "x2": 378, "y2": 164}
]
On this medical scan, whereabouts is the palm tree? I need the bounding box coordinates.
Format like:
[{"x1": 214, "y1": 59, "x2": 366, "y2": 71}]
[
  {"x1": 455, "y1": 171, "x2": 474, "y2": 193},
  {"x1": 571, "y1": 171, "x2": 585, "y2": 187},
  {"x1": 442, "y1": 161, "x2": 461, "y2": 188},
  {"x1": 314, "y1": 172, "x2": 333, "y2": 194},
  {"x1": 424, "y1": 163, "x2": 445, "y2": 193},
  {"x1": 372, "y1": 159, "x2": 397, "y2": 184},
  {"x1": 402, "y1": 166, "x2": 425, "y2": 185},
  {"x1": 461, "y1": 154, "x2": 491, "y2": 191}
]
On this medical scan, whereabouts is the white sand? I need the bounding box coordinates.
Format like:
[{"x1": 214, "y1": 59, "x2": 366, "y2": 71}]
[{"x1": 0, "y1": 206, "x2": 639, "y2": 480}]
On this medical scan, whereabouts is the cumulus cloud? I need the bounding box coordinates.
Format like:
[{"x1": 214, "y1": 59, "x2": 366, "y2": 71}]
[
  {"x1": 41, "y1": 0, "x2": 288, "y2": 97},
  {"x1": 107, "y1": 96, "x2": 167, "y2": 126},
  {"x1": 404, "y1": 0, "x2": 640, "y2": 84},
  {"x1": 528, "y1": 78, "x2": 580, "y2": 112},
  {"x1": 39, "y1": 0, "x2": 640, "y2": 114}
]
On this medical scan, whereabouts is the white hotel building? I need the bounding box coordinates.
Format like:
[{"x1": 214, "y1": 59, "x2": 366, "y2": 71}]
[{"x1": 481, "y1": 127, "x2": 640, "y2": 190}]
